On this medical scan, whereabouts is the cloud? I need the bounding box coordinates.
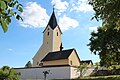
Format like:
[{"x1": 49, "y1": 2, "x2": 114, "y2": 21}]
[
  {"x1": 89, "y1": 26, "x2": 98, "y2": 31},
  {"x1": 20, "y1": 2, "x2": 49, "y2": 28},
  {"x1": 70, "y1": 0, "x2": 93, "y2": 12},
  {"x1": 59, "y1": 15, "x2": 79, "y2": 31},
  {"x1": 8, "y1": 48, "x2": 13, "y2": 51},
  {"x1": 51, "y1": 0, "x2": 68, "y2": 16},
  {"x1": 19, "y1": 1, "x2": 80, "y2": 31}
]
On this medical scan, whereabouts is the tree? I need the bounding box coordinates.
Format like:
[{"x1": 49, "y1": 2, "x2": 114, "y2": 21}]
[
  {"x1": 88, "y1": 26, "x2": 120, "y2": 67},
  {"x1": 94, "y1": 62, "x2": 100, "y2": 72},
  {"x1": 88, "y1": 0, "x2": 120, "y2": 67},
  {"x1": 88, "y1": 0, "x2": 120, "y2": 28},
  {"x1": 94, "y1": 62, "x2": 100, "y2": 69},
  {"x1": 95, "y1": 62, "x2": 100, "y2": 67},
  {"x1": 0, "y1": 66, "x2": 20, "y2": 80},
  {"x1": 0, "y1": 0, "x2": 23, "y2": 32},
  {"x1": 25, "y1": 61, "x2": 32, "y2": 68},
  {"x1": 77, "y1": 63, "x2": 88, "y2": 77}
]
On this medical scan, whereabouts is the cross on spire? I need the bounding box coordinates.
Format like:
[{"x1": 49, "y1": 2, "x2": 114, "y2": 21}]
[
  {"x1": 53, "y1": 4, "x2": 55, "y2": 11},
  {"x1": 47, "y1": 5, "x2": 58, "y2": 30}
]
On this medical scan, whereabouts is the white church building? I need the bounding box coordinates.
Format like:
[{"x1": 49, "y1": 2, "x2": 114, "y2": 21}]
[{"x1": 15, "y1": 10, "x2": 82, "y2": 79}]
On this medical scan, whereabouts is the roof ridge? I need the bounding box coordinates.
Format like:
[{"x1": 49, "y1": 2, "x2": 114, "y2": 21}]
[
  {"x1": 81, "y1": 60, "x2": 92, "y2": 61},
  {"x1": 49, "y1": 48, "x2": 74, "y2": 53}
]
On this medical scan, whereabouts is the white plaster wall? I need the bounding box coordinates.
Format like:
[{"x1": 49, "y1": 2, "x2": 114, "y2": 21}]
[
  {"x1": 70, "y1": 67, "x2": 80, "y2": 79},
  {"x1": 15, "y1": 66, "x2": 71, "y2": 80},
  {"x1": 70, "y1": 67, "x2": 95, "y2": 78}
]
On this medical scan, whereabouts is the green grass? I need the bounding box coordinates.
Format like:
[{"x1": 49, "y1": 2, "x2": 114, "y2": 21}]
[{"x1": 78, "y1": 75, "x2": 120, "y2": 80}]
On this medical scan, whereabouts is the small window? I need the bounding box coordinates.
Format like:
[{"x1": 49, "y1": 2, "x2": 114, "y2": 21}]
[
  {"x1": 57, "y1": 32, "x2": 58, "y2": 36},
  {"x1": 47, "y1": 32, "x2": 49, "y2": 36},
  {"x1": 70, "y1": 61, "x2": 72, "y2": 65}
]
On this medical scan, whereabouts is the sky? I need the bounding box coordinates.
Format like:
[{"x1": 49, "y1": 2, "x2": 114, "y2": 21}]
[{"x1": 0, "y1": 0, "x2": 102, "y2": 68}]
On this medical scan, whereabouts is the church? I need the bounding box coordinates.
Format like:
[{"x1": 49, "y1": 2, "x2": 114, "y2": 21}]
[
  {"x1": 15, "y1": 10, "x2": 81, "y2": 79},
  {"x1": 33, "y1": 10, "x2": 80, "y2": 67}
]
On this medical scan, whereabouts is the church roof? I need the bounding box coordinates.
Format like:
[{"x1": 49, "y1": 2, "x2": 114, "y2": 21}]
[
  {"x1": 48, "y1": 10, "x2": 58, "y2": 29},
  {"x1": 41, "y1": 49, "x2": 74, "y2": 61},
  {"x1": 43, "y1": 10, "x2": 62, "y2": 34}
]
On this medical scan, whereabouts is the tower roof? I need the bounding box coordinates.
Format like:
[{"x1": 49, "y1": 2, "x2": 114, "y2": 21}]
[
  {"x1": 48, "y1": 10, "x2": 58, "y2": 29},
  {"x1": 43, "y1": 9, "x2": 62, "y2": 34}
]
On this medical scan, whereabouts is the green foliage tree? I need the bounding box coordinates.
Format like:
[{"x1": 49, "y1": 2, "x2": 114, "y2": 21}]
[
  {"x1": 0, "y1": 66, "x2": 20, "y2": 80},
  {"x1": 94, "y1": 62, "x2": 100, "y2": 74},
  {"x1": 94, "y1": 62, "x2": 100, "y2": 67},
  {"x1": 88, "y1": 0, "x2": 120, "y2": 67},
  {"x1": 25, "y1": 61, "x2": 32, "y2": 68},
  {"x1": 0, "y1": 0, "x2": 23, "y2": 32},
  {"x1": 88, "y1": 26, "x2": 120, "y2": 67},
  {"x1": 77, "y1": 63, "x2": 88, "y2": 77},
  {"x1": 88, "y1": 0, "x2": 120, "y2": 28}
]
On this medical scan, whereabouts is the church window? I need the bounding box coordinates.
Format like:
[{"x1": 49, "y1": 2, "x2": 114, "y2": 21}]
[
  {"x1": 47, "y1": 32, "x2": 49, "y2": 36},
  {"x1": 70, "y1": 61, "x2": 72, "y2": 65},
  {"x1": 57, "y1": 32, "x2": 58, "y2": 36}
]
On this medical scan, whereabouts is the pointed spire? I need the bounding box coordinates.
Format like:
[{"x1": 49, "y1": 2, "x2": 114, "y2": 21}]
[{"x1": 48, "y1": 8, "x2": 58, "y2": 29}]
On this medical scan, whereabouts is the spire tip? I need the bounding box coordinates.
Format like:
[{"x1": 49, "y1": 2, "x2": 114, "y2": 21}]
[{"x1": 53, "y1": 4, "x2": 55, "y2": 11}]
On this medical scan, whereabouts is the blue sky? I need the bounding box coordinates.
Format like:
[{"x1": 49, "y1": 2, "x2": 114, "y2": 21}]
[{"x1": 0, "y1": 0, "x2": 101, "y2": 68}]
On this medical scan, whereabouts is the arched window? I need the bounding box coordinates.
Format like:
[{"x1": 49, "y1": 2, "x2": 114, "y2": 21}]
[
  {"x1": 47, "y1": 32, "x2": 49, "y2": 36},
  {"x1": 57, "y1": 32, "x2": 58, "y2": 36},
  {"x1": 70, "y1": 61, "x2": 72, "y2": 65}
]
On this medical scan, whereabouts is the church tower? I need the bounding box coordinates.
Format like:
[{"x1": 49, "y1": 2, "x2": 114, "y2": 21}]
[{"x1": 33, "y1": 10, "x2": 62, "y2": 67}]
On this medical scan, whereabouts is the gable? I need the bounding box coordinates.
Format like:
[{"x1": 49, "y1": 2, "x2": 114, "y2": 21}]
[
  {"x1": 43, "y1": 25, "x2": 62, "y2": 35},
  {"x1": 68, "y1": 49, "x2": 80, "y2": 66},
  {"x1": 43, "y1": 10, "x2": 62, "y2": 33},
  {"x1": 54, "y1": 25, "x2": 62, "y2": 34},
  {"x1": 43, "y1": 25, "x2": 53, "y2": 33}
]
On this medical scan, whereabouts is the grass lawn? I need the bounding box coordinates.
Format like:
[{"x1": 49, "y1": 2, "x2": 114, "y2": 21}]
[{"x1": 78, "y1": 75, "x2": 120, "y2": 80}]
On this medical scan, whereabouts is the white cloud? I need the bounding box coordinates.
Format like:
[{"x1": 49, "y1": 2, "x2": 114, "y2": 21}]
[
  {"x1": 59, "y1": 15, "x2": 79, "y2": 31},
  {"x1": 70, "y1": 0, "x2": 93, "y2": 12},
  {"x1": 19, "y1": 1, "x2": 80, "y2": 31},
  {"x1": 89, "y1": 26, "x2": 98, "y2": 31},
  {"x1": 51, "y1": 0, "x2": 68, "y2": 16},
  {"x1": 8, "y1": 48, "x2": 13, "y2": 51},
  {"x1": 20, "y1": 2, "x2": 49, "y2": 28}
]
